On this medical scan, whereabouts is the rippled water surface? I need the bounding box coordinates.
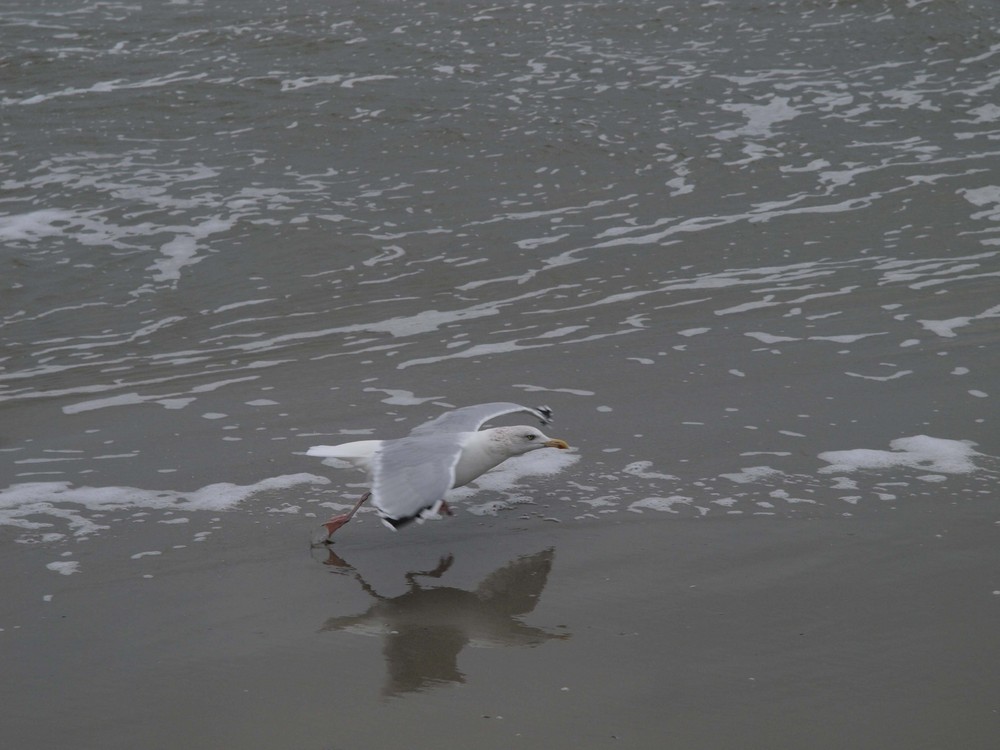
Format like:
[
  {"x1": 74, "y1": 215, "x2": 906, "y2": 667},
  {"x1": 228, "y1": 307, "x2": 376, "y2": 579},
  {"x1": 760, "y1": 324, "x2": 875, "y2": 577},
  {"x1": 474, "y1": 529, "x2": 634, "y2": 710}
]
[{"x1": 3, "y1": 0, "x2": 999, "y2": 567}]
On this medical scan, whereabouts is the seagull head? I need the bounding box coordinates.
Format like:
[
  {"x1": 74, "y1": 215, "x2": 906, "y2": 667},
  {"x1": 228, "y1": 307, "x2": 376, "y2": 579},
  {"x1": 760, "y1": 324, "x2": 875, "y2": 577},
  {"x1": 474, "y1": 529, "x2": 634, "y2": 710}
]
[{"x1": 491, "y1": 426, "x2": 570, "y2": 456}]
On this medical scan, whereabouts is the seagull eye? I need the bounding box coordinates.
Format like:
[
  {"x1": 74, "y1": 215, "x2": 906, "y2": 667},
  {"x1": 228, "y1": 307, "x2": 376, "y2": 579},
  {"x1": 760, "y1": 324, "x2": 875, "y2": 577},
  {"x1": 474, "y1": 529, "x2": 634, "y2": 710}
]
[{"x1": 525, "y1": 433, "x2": 536, "y2": 440}]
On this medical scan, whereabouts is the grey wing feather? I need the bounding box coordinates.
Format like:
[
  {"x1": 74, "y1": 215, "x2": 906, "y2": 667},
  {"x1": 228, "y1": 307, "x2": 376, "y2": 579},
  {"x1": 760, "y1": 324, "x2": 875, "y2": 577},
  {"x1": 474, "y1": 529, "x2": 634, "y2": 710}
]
[
  {"x1": 370, "y1": 435, "x2": 464, "y2": 523},
  {"x1": 408, "y1": 402, "x2": 553, "y2": 437}
]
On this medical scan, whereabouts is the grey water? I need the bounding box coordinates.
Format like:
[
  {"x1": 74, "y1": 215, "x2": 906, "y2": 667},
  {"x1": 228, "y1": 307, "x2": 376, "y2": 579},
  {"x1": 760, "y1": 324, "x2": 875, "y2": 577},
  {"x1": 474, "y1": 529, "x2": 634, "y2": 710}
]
[{"x1": 4, "y1": 0, "x2": 998, "y2": 529}]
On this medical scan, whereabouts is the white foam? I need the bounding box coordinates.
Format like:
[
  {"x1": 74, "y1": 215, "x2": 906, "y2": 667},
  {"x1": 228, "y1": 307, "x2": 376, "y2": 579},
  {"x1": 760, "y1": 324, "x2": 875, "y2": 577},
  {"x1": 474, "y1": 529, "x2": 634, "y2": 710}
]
[
  {"x1": 845, "y1": 369, "x2": 913, "y2": 381},
  {"x1": 0, "y1": 209, "x2": 79, "y2": 242},
  {"x1": 918, "y1": 304, "x2": 1000, "y2": 337},
  {"x1": 746, "y1": 332, "x2": 799, "y2": 344},
  {"x1": 10, "y1": 71, "x2": 208, "y2": 106},
  {"x1": 769, "y1": 489, "x2": 815, "y2": 505},
  {"x1": 961, "y1": 185, "x2": 1000, "y2": 220},
  {"x1": 919, "y1": 317, "x2": 972, "y2": 338},
  {"x1": 828, "y1": 477, "x2": 858, "y2": 490},
  {"x1": 715, "y1": 96, "x2": 802, "y2": 140},
  {"x1": 362, "y1": 387, "x2": 444, "y2": 405},
  {"x1": 628, "y1": 496, "x2": 693, "y2": 513},
  {"x1": 58, "y1": 374, "x2": 262, "y2": 414},
  {"x1": 720, "y1": 466, "x2": 784, "y2": 484},
  {"x1": 963, "y1": 104, "x2": 1000, "y2": 124},
  {"x1": 818, "y1": 435, "x2": 981, "y2": 475},
  {"x1": 810, "y1": 333, "x2": 887, "y2": 343},
  {"x1": 458, "y1": 449, "x2": 579, "y2": 496},
  {"x1": 455, "y1": 448, "x2": 580, "y2": 515},
  {"x1": 516, "y1": 234, "x2": 569, "y2": 250},
  {"x1": 341, "y1": 75, "x2": 398, "y2": 89},
  {"x1": 622, "y1": 461, "x2": 678, "y2": 480},
  {"x1": 678, "y1": 327, "x2": 710, "y2": 337},
  {"x1": 63, "y1": 393, "x2": 148, "y2": 414},
  {"x1": 280, "y1": 74, "x2": 346, "y2": 91},
  {"x1": 513, "y1": 384, "x2": 596, "y2": 396},
  {"x1": 46, "y1": 561, "x2": 80, "y2": 575},
  {"x1": 148, "y1": 217, "x2": 235, "y2": 284},
  {"x1": 0, "y1": 474, "x2": 330, "y2": 538}
]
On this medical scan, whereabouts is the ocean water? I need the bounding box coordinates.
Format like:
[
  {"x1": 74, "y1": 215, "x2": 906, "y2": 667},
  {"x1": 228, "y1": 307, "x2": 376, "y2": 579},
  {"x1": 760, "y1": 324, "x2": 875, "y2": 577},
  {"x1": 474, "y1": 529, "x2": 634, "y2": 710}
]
[{"x1": 2, "y1": 0, "x2": 999, "y2": 577}]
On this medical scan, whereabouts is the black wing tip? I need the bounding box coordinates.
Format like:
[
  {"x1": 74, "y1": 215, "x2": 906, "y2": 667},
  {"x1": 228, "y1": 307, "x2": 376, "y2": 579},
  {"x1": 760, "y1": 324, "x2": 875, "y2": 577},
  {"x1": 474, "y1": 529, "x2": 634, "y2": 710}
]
[
  {"x1": 379, "y1": 500, "x2": 443, "y2": 530},
  {"x1": 535, "y1": 405, "x2": 554, "y2": 425},
  {"x1": 380, "y1": 515, "x2": 413, "y2": 530}
]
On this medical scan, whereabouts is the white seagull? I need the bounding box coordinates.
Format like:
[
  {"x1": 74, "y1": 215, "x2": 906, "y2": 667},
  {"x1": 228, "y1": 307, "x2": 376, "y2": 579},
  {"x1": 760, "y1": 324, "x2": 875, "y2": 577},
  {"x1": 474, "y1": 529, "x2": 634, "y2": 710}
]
[{"x1": 306, "y1": 402, "x2": 570, "y2": 538}]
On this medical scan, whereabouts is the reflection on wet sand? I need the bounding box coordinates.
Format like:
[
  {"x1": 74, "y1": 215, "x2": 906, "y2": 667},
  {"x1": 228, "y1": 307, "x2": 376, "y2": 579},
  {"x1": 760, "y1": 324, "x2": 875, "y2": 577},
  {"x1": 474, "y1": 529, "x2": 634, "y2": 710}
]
[{"x1": 319, "y1": 548, "x2": 568, "y2": 696}]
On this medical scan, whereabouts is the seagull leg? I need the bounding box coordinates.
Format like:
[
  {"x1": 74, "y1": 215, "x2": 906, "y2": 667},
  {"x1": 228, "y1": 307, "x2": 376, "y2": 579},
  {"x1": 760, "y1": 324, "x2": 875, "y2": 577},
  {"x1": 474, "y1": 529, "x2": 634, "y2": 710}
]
[
  {"x1": 439, "y1": 500, "x2": 454, "y2": 517},
  {"x1": 320, "y1": 491, "x2": 371, "y2": 539},
  {"x1": 405, "y1": 554, "x2": 454, "y2": 587}
]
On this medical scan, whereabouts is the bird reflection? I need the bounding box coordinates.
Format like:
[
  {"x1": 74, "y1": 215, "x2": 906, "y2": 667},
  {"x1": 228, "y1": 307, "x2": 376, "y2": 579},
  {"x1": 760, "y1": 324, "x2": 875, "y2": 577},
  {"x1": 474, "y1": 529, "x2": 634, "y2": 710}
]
[{"x1": 319, "y1": 548, "x2": 568, "y2": 696}]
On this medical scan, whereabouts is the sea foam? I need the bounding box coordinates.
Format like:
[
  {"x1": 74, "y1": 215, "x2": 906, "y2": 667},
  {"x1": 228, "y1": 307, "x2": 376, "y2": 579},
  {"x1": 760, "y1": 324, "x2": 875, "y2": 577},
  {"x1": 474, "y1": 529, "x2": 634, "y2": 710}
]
[
  {"x1": 818, "y1": 435, "x2": 981, "y2": 475},
  {"x1": 0, "y1": 474, "x2": 330, "y2": 538}
]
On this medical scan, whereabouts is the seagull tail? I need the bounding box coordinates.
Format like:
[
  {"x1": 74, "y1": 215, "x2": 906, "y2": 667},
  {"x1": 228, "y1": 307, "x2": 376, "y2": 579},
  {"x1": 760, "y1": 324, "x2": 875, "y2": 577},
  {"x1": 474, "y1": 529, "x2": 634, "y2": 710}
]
[{"x1": 306, "y1": 440, "x2": 381, "y2": 470}]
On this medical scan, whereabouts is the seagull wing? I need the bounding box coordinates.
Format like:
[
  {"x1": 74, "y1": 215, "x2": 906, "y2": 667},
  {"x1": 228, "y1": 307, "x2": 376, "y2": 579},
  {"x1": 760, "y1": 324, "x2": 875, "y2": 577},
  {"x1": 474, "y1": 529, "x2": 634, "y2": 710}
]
[
  {"x1": 408, "y1": 402, "x2": 553, "y2": 437},
  {"x1": 370, "y1": 433, "x2": 469, "y2": 528}
]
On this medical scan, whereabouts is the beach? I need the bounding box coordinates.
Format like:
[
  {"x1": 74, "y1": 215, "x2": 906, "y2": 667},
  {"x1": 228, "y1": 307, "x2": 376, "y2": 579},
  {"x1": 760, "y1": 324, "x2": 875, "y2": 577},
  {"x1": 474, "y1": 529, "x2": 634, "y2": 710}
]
[{"x1": 2, "y1": 0, "x2": 999, "y2": 747}]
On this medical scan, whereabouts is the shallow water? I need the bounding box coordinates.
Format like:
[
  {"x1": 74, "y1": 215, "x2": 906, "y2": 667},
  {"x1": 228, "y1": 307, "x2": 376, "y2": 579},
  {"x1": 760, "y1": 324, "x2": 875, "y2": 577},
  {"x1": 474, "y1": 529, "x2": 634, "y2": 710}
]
[
  {"x1": 2, "y1": 0, "x2": 999, "y2": 746},
  {"x1": 3, "y1": 0, "x2": 998, "y2": 545}
]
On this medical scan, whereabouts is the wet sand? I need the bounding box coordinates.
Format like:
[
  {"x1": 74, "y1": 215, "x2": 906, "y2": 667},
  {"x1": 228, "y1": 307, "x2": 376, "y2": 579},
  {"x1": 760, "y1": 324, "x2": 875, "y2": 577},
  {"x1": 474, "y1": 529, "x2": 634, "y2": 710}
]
[{"x1": 3, "y1": 495, "x2": 997, "y2": 749}]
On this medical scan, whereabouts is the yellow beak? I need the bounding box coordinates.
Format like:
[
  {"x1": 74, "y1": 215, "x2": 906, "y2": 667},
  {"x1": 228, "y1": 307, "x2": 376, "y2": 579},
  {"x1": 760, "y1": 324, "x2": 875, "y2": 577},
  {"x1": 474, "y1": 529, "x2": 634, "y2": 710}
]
[{"x1": 544, "y1": 439, "x2": 570, "y2": 450}]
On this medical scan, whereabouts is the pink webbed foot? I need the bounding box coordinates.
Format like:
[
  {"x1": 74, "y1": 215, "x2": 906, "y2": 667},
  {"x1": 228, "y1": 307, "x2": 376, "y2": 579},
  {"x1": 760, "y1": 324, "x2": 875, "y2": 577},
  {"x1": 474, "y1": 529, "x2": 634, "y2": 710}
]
[
  {"x1": 439, "y1": 500, "x2": 454, "y2": 517},
  {"x1": 316, "y1": 491, "x2": 371, "y2": 542},
  {"x1": 321, "y1": 514, "x2": 352, "y2": 538}
]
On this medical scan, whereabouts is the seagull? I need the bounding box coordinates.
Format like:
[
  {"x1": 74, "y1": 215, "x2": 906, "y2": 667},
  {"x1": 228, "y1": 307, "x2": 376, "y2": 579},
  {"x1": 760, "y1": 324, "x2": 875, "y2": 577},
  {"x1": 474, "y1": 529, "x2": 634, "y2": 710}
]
[{"x1": 306, "y1": 402, "x2": 570, "y2": 538}]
